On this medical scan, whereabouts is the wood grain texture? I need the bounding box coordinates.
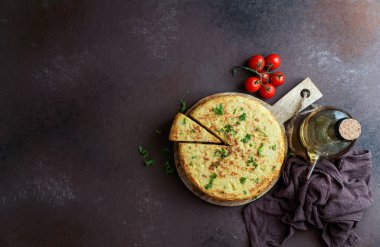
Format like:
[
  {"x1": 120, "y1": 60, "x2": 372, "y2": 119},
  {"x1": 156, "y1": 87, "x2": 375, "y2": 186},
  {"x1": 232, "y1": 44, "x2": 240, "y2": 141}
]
[{"x1": 271, "y1": 78, "x2": 323, "y2": 123}]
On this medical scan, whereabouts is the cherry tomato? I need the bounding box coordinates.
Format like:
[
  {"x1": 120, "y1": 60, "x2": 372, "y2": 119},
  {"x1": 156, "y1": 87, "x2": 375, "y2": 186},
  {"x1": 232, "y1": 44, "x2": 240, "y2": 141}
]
[
  {"x1": 270, "y1": 72, "x2": 285, "y2": 86},
  {"x1": 248, "y1": 55, "x2": 265, "y2": 71},
  {"x1": 259, "y1": 83, "x2": 276, "y2": 99},
  {"x1": 265, "y1": 54, "x2": 281, "y2": 70},
  {"x1": 245, "y1": 77, "x2": 261, "y2": 93},
  {"x1": 261, "y1": 72, "x2": 270, "y2": 84}
]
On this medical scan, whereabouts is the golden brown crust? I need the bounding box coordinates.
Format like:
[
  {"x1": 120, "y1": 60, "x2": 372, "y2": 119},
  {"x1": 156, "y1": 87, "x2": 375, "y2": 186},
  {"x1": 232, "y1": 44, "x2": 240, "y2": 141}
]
[
  {"x1": 169, "y1": 113, "x2": 221, "y2": 143},
  {"x1": 169, "y1": 113, "x2": 182, "y2": 141}
]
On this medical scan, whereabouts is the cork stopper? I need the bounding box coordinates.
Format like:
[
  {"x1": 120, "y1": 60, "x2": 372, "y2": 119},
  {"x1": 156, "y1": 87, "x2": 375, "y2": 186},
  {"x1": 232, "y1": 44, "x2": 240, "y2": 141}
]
[{"x1": 338, "y1": 118, "x2": 361, "y2": 141}]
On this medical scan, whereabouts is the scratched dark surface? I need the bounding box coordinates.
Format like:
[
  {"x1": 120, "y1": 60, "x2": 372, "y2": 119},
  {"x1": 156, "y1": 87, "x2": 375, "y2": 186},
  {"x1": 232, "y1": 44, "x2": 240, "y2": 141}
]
[{"x1": 0, "y1": 0, "x2": 379, "y2": 246}]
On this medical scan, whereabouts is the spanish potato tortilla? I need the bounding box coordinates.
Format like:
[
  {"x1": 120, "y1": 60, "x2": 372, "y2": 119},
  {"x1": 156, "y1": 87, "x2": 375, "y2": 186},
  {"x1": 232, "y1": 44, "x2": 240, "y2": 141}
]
[{"x1": 175, "y1": 94, "x2": 285, "y2": 201}]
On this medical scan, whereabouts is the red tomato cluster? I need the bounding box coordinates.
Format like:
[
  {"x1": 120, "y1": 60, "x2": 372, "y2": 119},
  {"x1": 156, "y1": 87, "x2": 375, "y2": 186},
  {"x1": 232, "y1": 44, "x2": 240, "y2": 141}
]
[{"x1": 235, "y1": 54, "x2": 285, "y2": 99}]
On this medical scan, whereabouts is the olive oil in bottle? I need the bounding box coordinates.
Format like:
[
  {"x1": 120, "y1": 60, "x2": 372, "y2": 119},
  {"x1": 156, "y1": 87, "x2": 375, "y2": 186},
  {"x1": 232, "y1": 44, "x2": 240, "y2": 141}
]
[{"x1": 299, "y1": 106, "x2": 361, "y2": 179}]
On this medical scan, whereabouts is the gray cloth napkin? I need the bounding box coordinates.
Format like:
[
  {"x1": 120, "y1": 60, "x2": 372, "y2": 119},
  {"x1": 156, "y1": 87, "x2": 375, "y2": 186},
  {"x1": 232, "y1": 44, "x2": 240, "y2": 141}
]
[{"x1": 243, "y1": 150, "x2": 373, "y2": 247}]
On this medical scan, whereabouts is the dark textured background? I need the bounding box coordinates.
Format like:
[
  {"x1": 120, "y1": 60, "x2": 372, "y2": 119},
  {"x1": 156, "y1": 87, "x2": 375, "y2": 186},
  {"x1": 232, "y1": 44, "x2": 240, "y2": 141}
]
[{"x1": 0, "y1": 0, "x2": 379, "y2": 246}]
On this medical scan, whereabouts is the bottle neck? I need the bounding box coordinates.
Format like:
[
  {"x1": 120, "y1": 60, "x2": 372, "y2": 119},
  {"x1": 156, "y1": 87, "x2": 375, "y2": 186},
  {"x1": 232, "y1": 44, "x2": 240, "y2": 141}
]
[{"x1": 327, "y1": 123, "x2": 343, "y2": 141}]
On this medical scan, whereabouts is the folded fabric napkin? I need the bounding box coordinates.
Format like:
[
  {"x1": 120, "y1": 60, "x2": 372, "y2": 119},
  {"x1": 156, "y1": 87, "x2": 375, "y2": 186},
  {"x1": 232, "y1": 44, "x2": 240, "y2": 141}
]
[{"x1": 243, "y1": 150, "x2": 373, "y2": 247}]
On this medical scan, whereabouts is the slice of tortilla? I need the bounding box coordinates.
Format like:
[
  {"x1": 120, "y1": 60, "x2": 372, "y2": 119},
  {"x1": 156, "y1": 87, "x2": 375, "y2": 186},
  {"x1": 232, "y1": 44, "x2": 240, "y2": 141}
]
[{"x1": 169, "y1": 113, "x2": 221, "y2": 143}]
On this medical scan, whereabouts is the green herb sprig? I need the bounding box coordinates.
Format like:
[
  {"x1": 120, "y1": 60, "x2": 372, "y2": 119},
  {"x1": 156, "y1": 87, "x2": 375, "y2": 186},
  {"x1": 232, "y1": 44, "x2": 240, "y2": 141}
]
[
  {"x1": 138, "y1": 145, "x2": 154, "y2": 167},
  {"x1": 164, "y1": 160, "x2": 176, "y2": 174},
  {"x1": 205, "y1": 173, "x2": 217, "y2": 190},
  {"x1": 241, "y1": 134, "x2": 251, "y2": 143},
  {"x1": 246, "y1": 156, "x2": 258, "y2": 168},
  {"x1": 213, "y1": 103, "x2": 224, "y2": 115},
  {"x1": 258, "y1": 143, "x2": 264, "y2": 157},
  {"x1": 219, "y1": 124, "x2": 237, "y2": 136},
  {"x1": 256, "y1": 127, "x2": 268, "y2": 137},
  {"x1": 239, "y1": 113, "x2": 247, "y2": 121},
  {"x1": 214, "y1": 148, "x2": 229, "y2": 158},
  {"x1": 179, "y1": 99, "x2": 186, "y2": 113}
]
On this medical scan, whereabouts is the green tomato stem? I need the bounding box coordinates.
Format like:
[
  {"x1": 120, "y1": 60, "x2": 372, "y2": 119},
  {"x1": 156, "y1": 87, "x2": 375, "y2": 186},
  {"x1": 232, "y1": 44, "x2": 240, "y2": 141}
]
[{"x1": 233, "y1": 66, "x2": 265, "y2": 85}]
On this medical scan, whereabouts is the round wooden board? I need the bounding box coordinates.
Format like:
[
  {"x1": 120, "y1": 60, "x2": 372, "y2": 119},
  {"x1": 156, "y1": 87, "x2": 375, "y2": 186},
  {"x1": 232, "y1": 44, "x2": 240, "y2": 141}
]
[{"x1": 174, "y1": 92, "x2": 287, "y2": 207}]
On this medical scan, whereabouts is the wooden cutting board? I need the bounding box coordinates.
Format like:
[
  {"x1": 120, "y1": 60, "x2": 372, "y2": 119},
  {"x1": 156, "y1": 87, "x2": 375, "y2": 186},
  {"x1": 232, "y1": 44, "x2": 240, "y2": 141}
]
[{"x1": 174, "y1": 77, "x2": 323, "y2": 206}]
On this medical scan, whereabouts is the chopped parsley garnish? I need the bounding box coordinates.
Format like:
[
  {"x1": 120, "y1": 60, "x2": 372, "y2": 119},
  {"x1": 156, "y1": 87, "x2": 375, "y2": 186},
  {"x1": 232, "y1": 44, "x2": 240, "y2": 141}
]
[
  {"x1": 205, "y1": 173, "x2": 217, "y2": 190},
  {"x1": 144, "y1": 158, "x2": 154, "y2": 167},
  {"x1": 213, "y1": 103, "x2": 224, "y2": 115},
  {"x1": 252, "y1": 196, "x2": 258, "y2": 200},
  {"x1": 256, "y1": 127, "x2": 268, "y2": 137},
  {"x1": 225, "y1": 124, "x2": 233, "y2": 132},
  {"x1": 182, "y1": 118, "x2": 187, "y2": 125},
  {"x1": 138, "y1": 145, "x2": 149, "y2": 158},
  {"x1": 138, "y1": 146, "x2": 154, "y2": 167},
  {"x1": 239, "y1": 113, "x2": 247, "y2": 121},
  {"x1": 243, "y1": 191, "x2": 247, "y2": 195},
  {"x1": 160, "y1": 148, "x2": 175, "y2": 173},
  {"x1": 246, "y1": 156, "x2": 253, "y2": 166},
  {"x1": 190, "y1": 129, "x2": 196, "y2": 133},
  {"x1": 233, "y1": 108, "x2": 237, "y2": 114},
  {"x1": 214, "y1": 148, "x2": 229, "y2": 158},
  {"x1": 225, "y1": 124, "x2": 236, "y2": 134},
  {"x1": 272, "y1": 144, "x2": 277, "y2": 150},
  {"x1": 179, "y1": 99, "x2": 186, "y2": 113},
  {"x1": 191, "y1": 155, "x2": 196, "y2": 159},
  {"x1": 246, "y1": 156, "x2": 258, "y2": 168},
  {"x1": 258, "y1": 143, "x2": 264, "y2": 157},
  {"x1": 164, "y1": 160, "x2": 175, "y2": 174},
  {"x1": 219, "y1": 124, "x2": 237, "y2": 136},
  {"x1": 249, "y1": 143, "x2": 253, "y2": 147},
  {"x1": 271, "y1": 166, "x2": 276, "y2": 172},
  {"x1": 240, "y1": 177, "x2": 247, "y2": 184},
  {"x1": 255, "y1": 178, "x2": 260, "y2": 183},
  {"x1": 155, "y1": 129, "x2": 162, "y2": 135},
  {"x1": 241, "y1": 134, "x2": 251, "y2": 143}
]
